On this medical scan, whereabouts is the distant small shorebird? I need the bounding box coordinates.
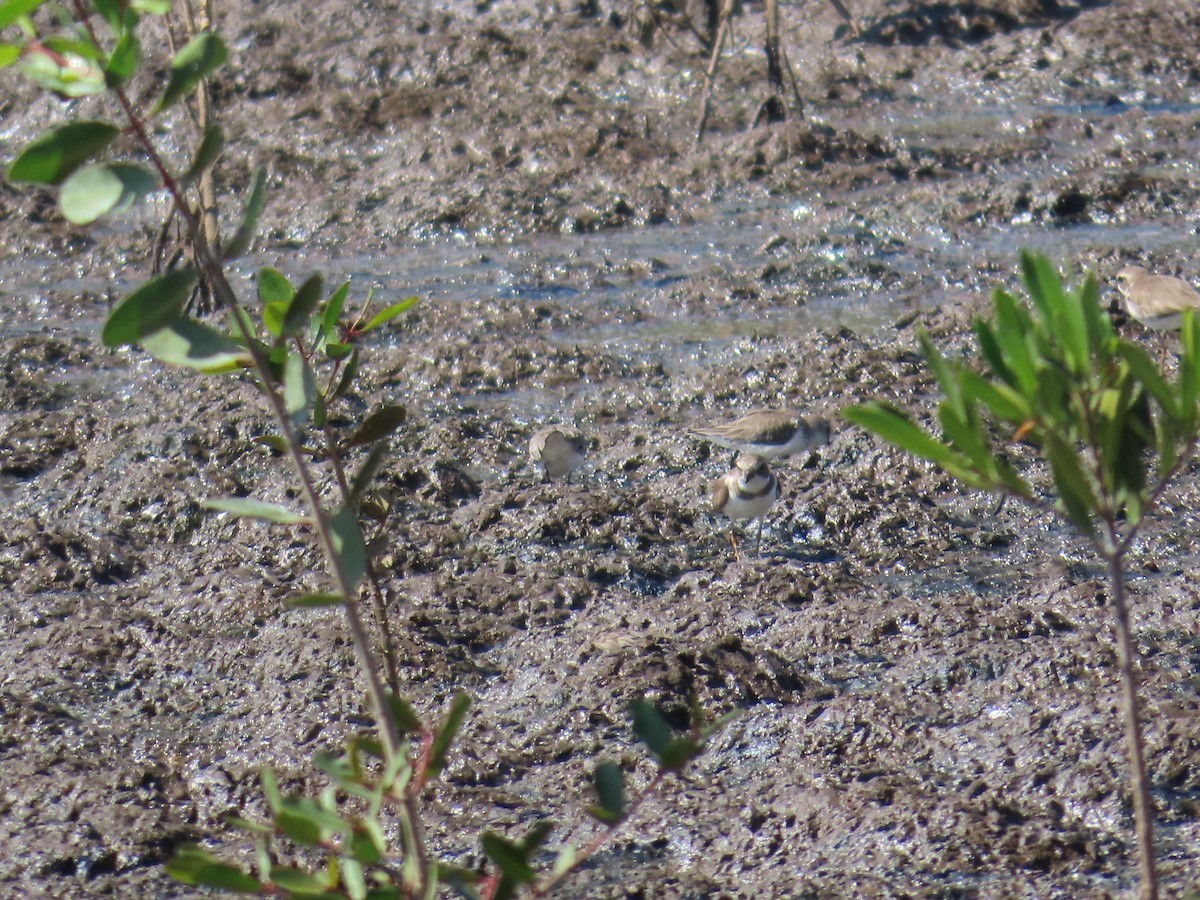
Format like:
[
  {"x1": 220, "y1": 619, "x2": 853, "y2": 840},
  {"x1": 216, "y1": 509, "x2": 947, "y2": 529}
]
[
  {"x1": 692, "y1": 409, "x2": 831, "y2": 460},
  {"x1": 528, "y1": 425, "x2": 586, "y2": 483},
  {"x1": 1115, "y1": 265, "x2": 1200, "y2": 331},
  {"x1": 710, "y1": 453, "x2": 779, "y2": 559}
]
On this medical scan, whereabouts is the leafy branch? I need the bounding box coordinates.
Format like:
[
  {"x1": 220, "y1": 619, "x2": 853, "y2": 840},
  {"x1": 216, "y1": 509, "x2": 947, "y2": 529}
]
[{"x1": 845, "y1": 250, "x2": 1200, "y2": 900}]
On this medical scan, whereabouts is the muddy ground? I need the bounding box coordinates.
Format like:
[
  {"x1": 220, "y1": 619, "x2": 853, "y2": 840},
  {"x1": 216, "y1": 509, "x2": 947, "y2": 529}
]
[{"x1": 3, "y1": 0, "x2": 1200, "y2": 896}]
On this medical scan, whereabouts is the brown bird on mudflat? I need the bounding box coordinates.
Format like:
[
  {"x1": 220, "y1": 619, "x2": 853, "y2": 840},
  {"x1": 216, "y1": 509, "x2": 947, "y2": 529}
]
[
  {"x1": 1115, "y1": 266, "x2": 1200, "y2": 331},
  {"x1": 528, "y1": 425, "x2": 586, "y2": 483},
  {"x1": 692, "y1": 410, "x2": 831, "y2": 460},
  {"x1": 710, "y1": 452, "x2": 780, "y2": 559}
]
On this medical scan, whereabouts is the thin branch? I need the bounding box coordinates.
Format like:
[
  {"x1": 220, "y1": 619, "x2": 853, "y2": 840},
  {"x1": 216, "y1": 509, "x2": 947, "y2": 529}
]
[
  {"x1": 70, "y1": 0, "x2": 420, "y2": 883},
  {"x1": 530, "y1": 771, "x2": 666, "y2": 898}
]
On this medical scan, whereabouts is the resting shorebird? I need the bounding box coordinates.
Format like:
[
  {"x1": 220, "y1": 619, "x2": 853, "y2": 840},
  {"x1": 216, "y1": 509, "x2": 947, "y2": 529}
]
[
  {"x1": 1115, "y1": 266, "x2": 1200, "y2": 331},
  {"x1": 528, "y1": 425, "x2": 586, "y2": 483},
  {"x1": 692, "y1": 409, "x2": 831, "y2": 460},
  {"x1": 711, "y1": 453, "x2": 780, "y2": 559}
]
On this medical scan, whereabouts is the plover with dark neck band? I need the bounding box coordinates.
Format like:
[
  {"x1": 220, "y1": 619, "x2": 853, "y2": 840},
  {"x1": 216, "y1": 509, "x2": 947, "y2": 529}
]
[{"x1": 711, "y1": 453, "x2": 779, "y2": 559}]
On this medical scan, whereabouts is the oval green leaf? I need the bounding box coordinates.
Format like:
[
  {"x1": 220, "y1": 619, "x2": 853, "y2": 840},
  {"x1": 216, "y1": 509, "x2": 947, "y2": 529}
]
[
  {"x1": 180, "y1": 124, "x2": 224, "y2": 186},
  {"x1": 347, "y1": 405, "x2": 407, "y2": 449},
  {"x1": 140, "y1": 318, "x2": 254, "y2": 373},
  {"x1": 60, "y1": 162, "x2": 157, "y2": 224},
  {"x1": 591, "y1": 761, "x2": 624, "y2": 823},
  {"x1": 281, "y1": 274, "x2": 324, "y2": 340},
  {"x1": 102, "y1": 268, "x2": 196, "y2": 347},
  {"x1": 103, "y1": 29, "x2": 138, "y2": 85},
  {"x1": 153, "y1": 31, "x2": 227, "y2": 114},
  {"x1": 330, "y1": 505, "x2": 366, "y2": 589},
  {"x1": 7, "y1": 120, "x2": 120, "y2": 185}
]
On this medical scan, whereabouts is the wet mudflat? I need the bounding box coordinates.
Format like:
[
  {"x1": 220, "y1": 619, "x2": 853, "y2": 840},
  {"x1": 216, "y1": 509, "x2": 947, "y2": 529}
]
[{"x1": 2, "y1": 0, "x2": 1200, "y2": 896}]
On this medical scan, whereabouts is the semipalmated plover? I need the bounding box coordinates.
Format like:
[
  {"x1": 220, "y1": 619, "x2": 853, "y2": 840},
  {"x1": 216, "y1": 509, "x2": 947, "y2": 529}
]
[
  {"x1": 528, "y1": 425, "x2": 586, "y2": 482},
  {"x1": 711, "y1": 452, "x2": 779, "y2": 558},
  {"x1": 1115, "y1": 266, "x2": 1200, "y2": 331},
  {"x1": 692, "y1": 409, "x2": 831, "y2": 460}
]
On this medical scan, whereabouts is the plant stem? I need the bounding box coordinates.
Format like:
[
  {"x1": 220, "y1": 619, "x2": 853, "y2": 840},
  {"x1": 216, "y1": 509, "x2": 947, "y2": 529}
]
[
  {"x1": 531, "y1": 771, "x2": 665, "y2": 897},
  {"x1": 70, "y1": 0, "x2": 424, "y2": 884},
  {"x1": 1102, "y1": 524, "x2": 1158, "y2": 900}
]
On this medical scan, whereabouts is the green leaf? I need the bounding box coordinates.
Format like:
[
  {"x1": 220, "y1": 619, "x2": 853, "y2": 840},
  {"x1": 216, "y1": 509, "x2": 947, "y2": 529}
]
[
  {"x1": 283, "y1": 352, "x2": 317, "y2": 421},
  {"x1": 180, "y1": 124, "x2": 224, "y2": 186},
  {"x1": 322, "y1": 281, "x2": 351, "y2": 338},
  {"x1": 1023, "y1": 252, "x2": 1087, "y2": 375},
  {"x1": 990, "y1": 288, "x2": 1038, "y2": 396},
  {"x1": 280, "y1": 797, "x2": 352, "y2": 838},
  {"x1": 223, "y1": 167, "x2": 267, "y2": 260},
  {"x1": 153, "y1": 31, "x2": 227, "y2": 114},
  {"x1": 384, "y1": 690, "x2": 423, "y2": 734},
  {"x1": 329, "y1": 505, "x2": 366, "y2": 589},
  {"x1": 590, "y1": 761, "x2": 624, "y2": 824},
  {"x1": 282, "y1": 274, "x2": 324, "y2": 340},
  {"x1": 92, "y1": 0, "x2": 127, "y2": 29},
  {"x1": 347, "y1": 405, "x2": 407, "y2": 448},
  {"x1": 1078, "y1": 272, "x2": 1115, "y2": 359},
  {"x1": 657, "y1": 736, "x2": 702, "y2": 772},
  {"x1": 361, "y1": 297, "x2": 418, "y2": 333},
  {"x1": 140, "y1": 318, "x2": 254, "y2": 373},
  {"x1": 1180, "y1": 311, "x2": 1200, "y2": 436},
  {"x1": 261, "y1": 768, "x2": 282, "y2": 813},
  {"x1": 1116, "y1": 342, "x2": 1178, "y2": 422},
  {"x1": 259, "y1": 267, "x2": 294, "y2": 336},
  {"x1": 972, "y1": 318, "x2": 1012, "y2": 385},
  {"x1": 342, "y1": 857, "x2": 367, "y2": 900},
  {"x1": 274, "y1": 810, "x2": 321, "y2": 847},
  {"x1": 7, "y1": 121, "x2": 120, "y2": 184},
  {"x1": 17, "y1": 46, "x2": 105, "y2": 96},
  {"x1": 102, "y1": 267, "x2": 196, "y2": 347},
  {"x1": 919, "y1": 331, "x2": 965, "y2": 422},
  {"x1": 481, "y1": 833, "x2": 536, "y2": 884},
  {"x1": 427, "y1": 693, "x2": 470, "y2": 777},
  {"x1": 629, "y1": 698, "x2": 671, "y2": 757},
  {"x1": 285, "y1": 592, "x2": 346, "y2": 609},
  {"x1": 937, "y1": 397, "x2": 989, "y2": 470},
  {"x1": 43, "y1": 34, "x2": 103, "y2": 62},
  {"x1": 166, "y1": 845, "x2": 262, "y2": 892},
  {"x1": 330, "y1": 347, "x2": 360, "y2": 402},
  {"x1": 0, "y1": 0, "x2": 44, "y2": 29},
  {"x1": 104, "y1": 29, "x2": 138, "y2": 86},
  {"x1": 223, "y1": 814, "x2": 273, "y2": 835},
  {"x1": 349, "y1": 442, "x2": 390, "y2": 508},
  {"x1": 1044, "y1": 435, "x2": 1097, "y2": 534},
  {"x1": 0, "y1": 44, "x2": 19, "y2": 68},
  {"x1": 203, "y1": 497, "x2": 310, "y2": 524},
  {"x1": 267, "y1": 865, "x2": 329, "y2": 894},
  {"x1": 550, "y1": 844, "x2": 577, "y2": 878},
  {"x1": 130, "y1": 0, "x2": 170, "y2": 12},
  {"x1": 347, "y1": 828, "x2": 383, "y2": 866},
  {"x1": 844, "y1": 403, "x2": 968, "y2": 473},
  {"x1": 60, "y1": 162, "x2": 157, "y2": 224},
  {"x1": 959, "y1": 370, "x2": 1032, "y2": 428}
]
